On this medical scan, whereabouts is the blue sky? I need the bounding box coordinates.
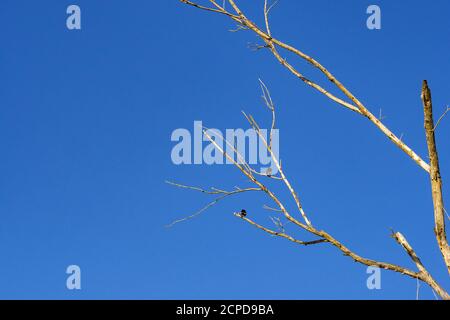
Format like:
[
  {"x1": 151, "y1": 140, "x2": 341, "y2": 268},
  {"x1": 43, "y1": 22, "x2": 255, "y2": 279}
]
[{"x1": 0, "y1": 0, "x2": 449, "y2": 299}]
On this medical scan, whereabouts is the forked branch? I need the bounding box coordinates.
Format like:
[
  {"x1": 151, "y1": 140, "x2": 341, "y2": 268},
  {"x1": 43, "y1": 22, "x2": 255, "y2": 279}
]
[
  {"x1": 169, "y1": 85, "x2": 449, "y2": 298},
  {"x1": 175, "y1": 0, "x2": 449, "y2": 299},
  {"x1": 180, "y1": 0, "x2": 430, "y2": 172}
]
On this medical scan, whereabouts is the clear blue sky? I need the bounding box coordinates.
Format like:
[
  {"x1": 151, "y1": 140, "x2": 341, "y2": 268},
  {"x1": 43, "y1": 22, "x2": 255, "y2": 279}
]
[{"x1": 0, "y1": 1, "x2": 449, "y2": 299}]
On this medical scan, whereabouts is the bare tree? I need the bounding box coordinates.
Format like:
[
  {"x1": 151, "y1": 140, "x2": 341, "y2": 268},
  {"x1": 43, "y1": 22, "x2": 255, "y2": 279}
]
[{"x1": 169, "y1": 0, "x2": 450, "y2": 299}]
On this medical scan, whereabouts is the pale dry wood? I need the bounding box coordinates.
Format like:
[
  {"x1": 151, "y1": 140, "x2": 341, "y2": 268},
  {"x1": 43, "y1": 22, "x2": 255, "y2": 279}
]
[
  {"x1": 170, "y1": 115, "x2": 449, "y2": 297},
  {"x1": 181, "y1": 0, "x2": 430, "y2": 172},
  {"x1": 392, "y1": 231, "x2": 450, "y2": 299},
  {"x1": 201, "y1": 114, "x2": 449, "y2": 298},
  {"x1": 227, "y1": 0, "x2": 430, "y2": 172},
  {"x1": 235, "y1": 213, "x2": 327, "y2": 246},
  {"x1": 242, "y1": 110, "x2": 312, "y2": 226},
  {"x1": 422, "y1": 81, "x2": 450, "y2": 274},
  {"x1": 177, "y1": 0, "x2": 449, "y2": 299}
]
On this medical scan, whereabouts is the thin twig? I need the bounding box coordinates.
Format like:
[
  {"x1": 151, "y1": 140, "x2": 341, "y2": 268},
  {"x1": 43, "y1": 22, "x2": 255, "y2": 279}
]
[
  {"x1": 263, "y1": 204, "x2": 282, "y2": 212},
  {"x1": 433, "y1": 106, "x2": 450, "y2": 131},
  {"x1": 166, "y1": 181, "x2": 261, "y2": 226},
  {"x1": 242, "y1": 110, "x2": 312, "y2": 226},
  {"x1": 259, "y1": 79, "x2": 276, "y2": 150},
  {"x1": 416, "y1": 277, "x2": 420, "y2": 300}
]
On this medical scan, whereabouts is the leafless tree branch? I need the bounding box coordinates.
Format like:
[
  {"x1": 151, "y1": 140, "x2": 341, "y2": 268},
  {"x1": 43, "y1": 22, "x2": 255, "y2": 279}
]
[
  {"x1": 422, "y1": 81, "x2": 450, "y2": 274},
  {"x1": 175, "y1": 0, "x2": 450, "y2": 299},
  {"x1": 181, "y1": 0, "x2": 431, "y2": 172},
  {"x1": 165, "y1": 181, "x2": 261, "y2": 227},
  {"x1": 235, "y1": 212, "x2": 327, "y2": 246}
]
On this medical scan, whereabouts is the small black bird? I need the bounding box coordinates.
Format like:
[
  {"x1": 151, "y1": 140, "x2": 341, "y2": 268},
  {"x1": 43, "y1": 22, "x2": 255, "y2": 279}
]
[{"x1": 240, "y1": 209, "x2": 247, "y2": 217}]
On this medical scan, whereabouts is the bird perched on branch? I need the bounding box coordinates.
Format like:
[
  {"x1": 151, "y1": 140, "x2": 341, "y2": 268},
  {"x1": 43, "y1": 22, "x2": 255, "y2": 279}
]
[{"x1": 239, "y1": 209, "x2": 247, "y2": 217}]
